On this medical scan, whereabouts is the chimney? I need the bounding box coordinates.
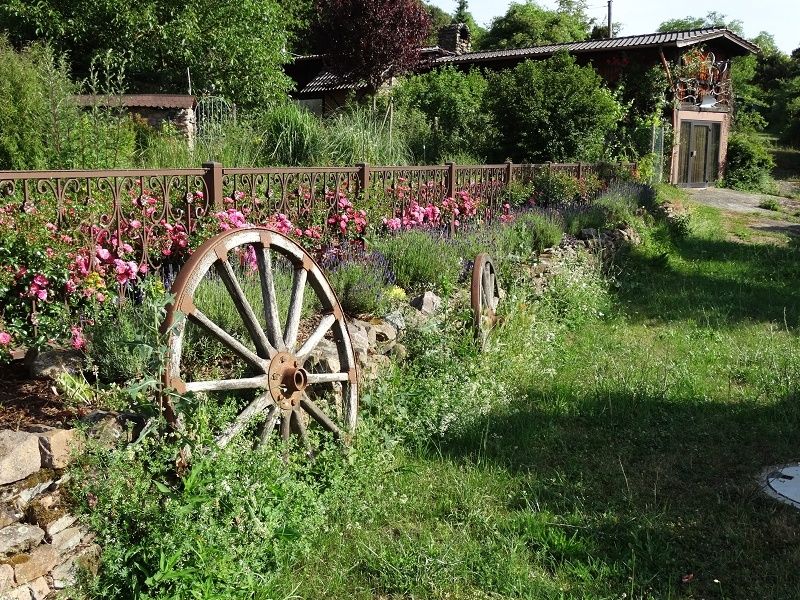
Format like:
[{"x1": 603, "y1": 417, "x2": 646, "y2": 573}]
[{"x1": 438, "y1": 23, "x2": 471, "y2": 55}]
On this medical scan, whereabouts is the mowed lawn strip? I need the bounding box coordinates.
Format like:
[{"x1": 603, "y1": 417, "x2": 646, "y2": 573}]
[{"x1": 278, "y1": 198, "x2": 800, "y2": 599}]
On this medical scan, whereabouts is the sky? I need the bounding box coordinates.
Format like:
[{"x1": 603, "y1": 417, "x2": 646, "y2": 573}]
[{"x1": 428, "y1": 0, "x2": 800, "y2": 54}]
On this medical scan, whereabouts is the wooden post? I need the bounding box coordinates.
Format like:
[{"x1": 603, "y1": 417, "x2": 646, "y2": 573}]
[
  {"x1": 357, "y1": 162, "x2": 370, "y2": 202},
  {"x1": 577, "y1": 161, "x2": 583, "y2": 179},
  {"x1": 446, "y1": 161, "x2": 456, "y2": 199},
  {"x1": 203, "y1": 162, "x2": 224, "y2": 210},
  {"x1": 505, "y1": 160, "x2": 513, "y2": 187},
  {"x1": 446, "y1": 162, "x2": 456, "y2": 236}
]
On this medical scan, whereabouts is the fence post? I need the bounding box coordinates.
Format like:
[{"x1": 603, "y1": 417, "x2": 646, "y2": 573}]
[
  {"x1": 357, "y1": 162, "x2": 369, "y2": 202},
  {"x1": 446, "y1": 161, "x2": 456, "y2": 199},
  {"x1": 505, "y1": 160, "x2": 513, "y2": 187},
  {"x1": 203, "y1": 161, "x2": 224, "y2": 211},
  {"x1": 446, "y1": 162, "x2": 456, "y2": 236},
  {"x1": 577, "y1": 161, "x2": 583, "y2": 180}
]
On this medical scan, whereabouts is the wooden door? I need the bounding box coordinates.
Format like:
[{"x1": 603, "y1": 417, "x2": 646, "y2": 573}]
[{"x1": 678, "y1": 121, "x2": 720, "y2": 187}]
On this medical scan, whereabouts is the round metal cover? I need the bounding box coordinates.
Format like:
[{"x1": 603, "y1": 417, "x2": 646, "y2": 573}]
[{"x1": 761, "y1": 463, "x2": 800, "y2": 509}]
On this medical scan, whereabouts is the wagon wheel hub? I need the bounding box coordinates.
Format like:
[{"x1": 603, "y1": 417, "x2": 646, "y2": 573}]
[{"x1": 268, "y1": 352, "x2": 309, "y2": 409}]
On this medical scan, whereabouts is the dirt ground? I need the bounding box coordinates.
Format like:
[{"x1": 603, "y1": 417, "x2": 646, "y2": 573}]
[{"x1": 0, "y1": 361, "x2": 92, "y2": 430}]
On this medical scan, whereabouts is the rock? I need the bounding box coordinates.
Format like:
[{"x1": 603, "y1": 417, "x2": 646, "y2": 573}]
[
  {"x1": 44, "y1": 514, "x2": 76, "y2": 538},
  {"x1": 360, "y1": 354, "x2": 391, "y2": 381},
  {"x1": 0, "y1": 432, "x2": 41, "y2": 486},
  {"x1": 28, "y1": 576, "x2": 49, "y2": 600},
  {"x1": 0, "y1": 563, "x2": 13, "y2": 592},
  {"x1": 0, "y1": 523, "x2": 45, "y2": 556},
  {"x1": 410, "y1": 291, "x2": 441, "y2": 316},
  {"x1": 346, "y1": 323, "x2": 369, "y2": 356},
  {"x1": 12, "y1": 543, "x2": 60, "y2": 585},
  {"x1": 50, "y1": 526, "x2": 82, "y2": 553},
  {"x1": 26, "y1": 349, "x2": 83, "y2": 380},
  {"x1": 0, "y1": 507, "x2": 22, "y2": 529},
  {"x1": 382, "y1": 310, "x2": 406, "y2": 333},
  {"x1": 2, "y1": 584, "x2": 33, "y2": 600},
  {"x1": 35, "y1": 428, "x2": 83, "y2": 469},
  {"x1": 579, "y1": 228, "x2": 598, "y2": 240},
  {"x1": 369, "y1": 321, "x2": 397, "y2": 352},
  {"x1": 0, "y1": 470, "x2": 56, "y2": 512},
  {"x1": 50, "y1": 557, "x2": 75, "y2": 590},
  {"x1": 83, "y1": 411, "x2": 144, "y2": 447}
]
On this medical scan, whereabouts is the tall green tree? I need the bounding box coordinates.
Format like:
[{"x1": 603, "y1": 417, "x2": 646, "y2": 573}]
[
  {"x1": 478, "y1": 1, "x2": 589, "y2": 50},
  {"x1": 484, "y1": 53, "x2": 622, "y2": 162},
  {"x1": 0, "y1": 0, "x2": 292, "y2": 107},
  {"x1": 657, "y1": 12, "x2": 744, "y2": 34}
]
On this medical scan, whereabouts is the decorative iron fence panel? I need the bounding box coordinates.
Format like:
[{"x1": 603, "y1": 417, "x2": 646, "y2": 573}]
[{"x1": 0, "y1": 161, "x2": 637, "y2": 270}]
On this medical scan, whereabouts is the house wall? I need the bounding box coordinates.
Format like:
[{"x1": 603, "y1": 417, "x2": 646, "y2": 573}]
[{"x1": 669, "y1": 108, "x2": 731, "y2": 185}]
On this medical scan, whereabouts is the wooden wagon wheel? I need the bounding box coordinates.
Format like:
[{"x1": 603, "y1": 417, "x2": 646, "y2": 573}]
[
  {"x1": 163, "y1": 227, "x2": 358, "y2": 451},
  {"x1": 471, "y1": 253, "x2": 500, "y2": 346}
]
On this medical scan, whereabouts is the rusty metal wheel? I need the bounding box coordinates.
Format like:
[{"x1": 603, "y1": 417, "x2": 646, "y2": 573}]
[
  {"x1": 471, "y1": 253, "x2": 500, "y2": 346},
  {"x1": 163, "y1": 227, "x2": 358, "y2": 451}
]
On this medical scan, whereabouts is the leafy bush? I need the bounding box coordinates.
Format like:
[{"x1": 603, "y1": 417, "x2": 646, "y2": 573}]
[
  {"x1": 370, "y1": 230, "x2": 462, "y2": 293},
  {"x1": 498, "y1": 211, "x2": 564, "y2": 256},
  {"x1": 530, "y1": 171, "x2": 581, "y2": 206},
  {"x1": 86, "y1": 280, "x2": 169, "y2": 384},
  {"x1": 392, "y1": 67, "x2": 489, "y2": 163},
  {"x1": 324, "y1": 250, "x2": 395, "y2": 316},
  {"x1": 759, "y1": 197, "x2": 781, "y2": 211},
  {"x1": 484, "y1": 53, "x2": 623, "y2": 163},
  {"x1": 501, "y1": 181, "x2": 535, "y2": 208},
  {"x1": 723, "y1": 132, "x2": 776, "y2": 192}
]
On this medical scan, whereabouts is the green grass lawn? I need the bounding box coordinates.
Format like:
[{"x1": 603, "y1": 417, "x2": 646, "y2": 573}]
[
  {"x1": 272, "y1": 203, "x2": 800, "y2": 599},
  {"x1": 76, "y1": 197, "x2": 800, "y2": 599}
]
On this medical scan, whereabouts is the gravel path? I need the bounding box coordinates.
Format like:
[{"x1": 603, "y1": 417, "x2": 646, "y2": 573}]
[{"x1": 685, "y1": 187, "x2": 800, "y2": 237}]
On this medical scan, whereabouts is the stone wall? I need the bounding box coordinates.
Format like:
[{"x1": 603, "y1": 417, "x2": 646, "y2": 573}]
[{"x1": 0, "y1": 428, "x2": 97, "y2": 599}]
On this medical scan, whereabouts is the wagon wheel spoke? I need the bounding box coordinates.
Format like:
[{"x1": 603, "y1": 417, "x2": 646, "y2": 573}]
[
  {"x1": 301, "y1": 395, "x2": 342, "y2": 438},
  {"x1": 215, "y1": 257, "x2": 274, "y2": 358},
  {"x1": 187, "y1": 309, "x2": 266, "y2": 372},
  {"x1": 256, "y1": 246, "x2": 284, "y2": 350},
  {"x1": 256, "y1": 405, "x2": 281, "y2": 447},
  {"x1": 306, "y1": 371, "x2": 350, "y2": 384},
  {"x1": 184, "y1": 375, "x2": 269, "y2": 394},
  {"x1": 283, "y1": 266, "x2": 308, "y2": 351},
  {"x1": 482, "y1": 268, "x2": 493, "y2": 312},
  {"x1": 280, "y1": 409, "x2": 292, "y2": 442},
  {"x1": 296, "y1": 313, "x2": 336, "y2": 360},
  {"x1": 215, "y1": 392, "x2": 273, "y2": 448},
  {"x1": 291, "y1": 408, "x2": 313, "y2": 456}
]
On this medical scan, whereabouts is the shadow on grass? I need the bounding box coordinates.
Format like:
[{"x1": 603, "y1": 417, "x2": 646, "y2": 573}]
[
  {"x1": 614, "y1": 228, "x2": 800, "y2": 327},
  {"x1": 438, "y1": 386, "x2": 800, "y2": 598}
]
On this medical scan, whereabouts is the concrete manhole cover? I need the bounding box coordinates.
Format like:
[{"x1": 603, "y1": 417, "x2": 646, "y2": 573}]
[{"x1": 761, "y1": 464, "x2": 800, "y2": 509}]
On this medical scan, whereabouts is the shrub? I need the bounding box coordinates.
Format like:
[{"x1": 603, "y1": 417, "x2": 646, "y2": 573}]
[
  {"x1": 86, "y1": 280, "x2": 168, "y2": 384},
  {"x1": 498, "y1": 211, "x2": 564, "y2": 256},
  {"x1": 484, "y1": 53, "x2": 623, "y2": 163},
  {"x1": 759, "y1": 197, "x2": 781, "y2": 211},
  {"x1": 369, "y1": 230, "x2": 461, "y2": 293},
  {"x1": 723, "y1": 132, "x2": 776, "y2": 193},
  {"x1": 530, "y1": 171, "x2": 581, "y2": 206},
  {"x1": 324, "y1": 250, "x2": 394, "y2": 316},
  {"x1": 501, "y1": 181, "x2": 535, "y2": 208},
  {"x1": 392, "y1": 67, "x2": 489, "y2": 163}
]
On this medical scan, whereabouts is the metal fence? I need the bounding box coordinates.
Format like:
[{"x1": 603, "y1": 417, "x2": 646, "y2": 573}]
[{"x1": 0, "y1": 160, "x2": 636, "y2": 270}]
